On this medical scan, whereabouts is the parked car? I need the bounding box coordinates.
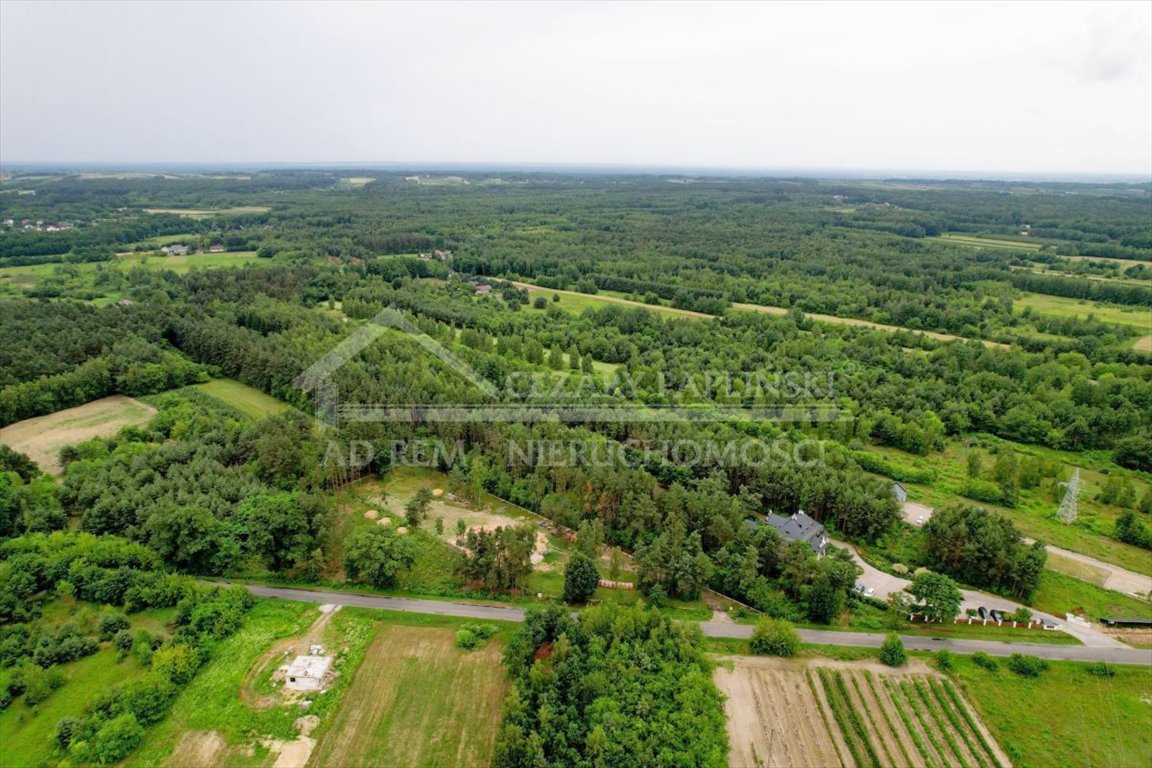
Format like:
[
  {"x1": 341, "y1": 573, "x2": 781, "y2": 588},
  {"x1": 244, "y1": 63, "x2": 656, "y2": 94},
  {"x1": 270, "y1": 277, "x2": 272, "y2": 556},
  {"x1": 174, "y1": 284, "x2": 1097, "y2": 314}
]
[
  {"x1": 990, "y1": 610, "x2": 1004, "y2": 622},
  {"x1": 915, "y1": 516, "x2": 925, "y2": 525},
  {"x1": 977, "y1": 606, "x2": 989, "y2": 620},
  {"x1": 865, "y1": 587, "x2": 875, "y2": 597}
]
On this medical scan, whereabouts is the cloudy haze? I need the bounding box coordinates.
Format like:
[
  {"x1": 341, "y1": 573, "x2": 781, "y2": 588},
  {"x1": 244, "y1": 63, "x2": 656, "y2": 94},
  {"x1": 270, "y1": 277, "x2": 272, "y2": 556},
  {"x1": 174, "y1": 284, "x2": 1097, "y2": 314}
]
[{"x1": 2, "y1": 1, "x2": 1150, "y2": 177}]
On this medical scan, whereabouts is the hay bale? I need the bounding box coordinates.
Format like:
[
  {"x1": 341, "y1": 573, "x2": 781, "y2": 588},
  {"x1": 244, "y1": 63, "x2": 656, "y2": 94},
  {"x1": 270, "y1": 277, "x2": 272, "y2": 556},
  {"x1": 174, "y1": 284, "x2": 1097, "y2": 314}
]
[
  {"x1": 432, "y1": 488, "x2": 444, "y2": 497},
  {"x1": 363, "y1": 509, "x2": 379, "y2": 520}
]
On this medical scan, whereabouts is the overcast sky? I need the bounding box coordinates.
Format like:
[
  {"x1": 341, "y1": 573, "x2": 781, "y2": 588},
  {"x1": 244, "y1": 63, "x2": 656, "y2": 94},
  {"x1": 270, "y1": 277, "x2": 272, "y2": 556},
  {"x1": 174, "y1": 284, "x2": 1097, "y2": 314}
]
[{"x1": 2, "y1": 1, "x2": 1150, "y2": 177}]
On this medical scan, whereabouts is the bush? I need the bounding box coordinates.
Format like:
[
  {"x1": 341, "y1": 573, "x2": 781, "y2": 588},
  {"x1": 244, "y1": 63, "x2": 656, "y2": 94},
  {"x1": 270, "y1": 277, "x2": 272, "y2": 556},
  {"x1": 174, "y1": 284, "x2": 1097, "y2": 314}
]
[
  {"x1": 1007, "y1": 653, "x2": 1049, "y2": 677},
  {"x1": 972, "y1": 651, "x2": 999, "y2": 671},
  {"x1": 86, "y1": 713, "x2": 144, "y2": 765},
  {"x1": 1085, "y1": 662, "x2": 1115, "y2": 678},
  {"x1": 98, "y1": 612, "x2": 130, "y2": 641},
  {"x1": 749, "y1": 618, "x2": 800, "y2": 657},
  {"x1": 880, "y1": 633, "x2": 907, "y2": 667},
  {"x1": 1012, "y1": 607, "x2": 1033, "y2": 623},
  {"x1": 455, "y1": 629, "x2": 480, "y2": 650},
  {"x1": 935, "y1": 648, "x2": 955, "y2": 672},
  {"x1": 112, "y1": 630, "x2": 134, "y2": 660},
  {"x1": 461, "y1": 623, "x2": 497, "y2": 640}
]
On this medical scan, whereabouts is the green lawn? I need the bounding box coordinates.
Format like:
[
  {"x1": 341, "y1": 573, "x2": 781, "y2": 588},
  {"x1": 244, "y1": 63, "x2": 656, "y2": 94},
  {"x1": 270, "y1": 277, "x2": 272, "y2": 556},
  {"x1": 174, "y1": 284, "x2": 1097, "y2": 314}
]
[
  {"x1": 1015, "y1": 293, "x2": 1152, "y2": 331},
  {"x1": 128, "y1": 600, "x2": 315, "y2": 767},
  {"x1": 953, "y1": 656, "x2": 1152, "y2": 768},
  {"x1": 116, "y1": 251, "x2": 263, "y2": 273},
  {"x1": 861, "y1": 437, "x2": 1152, "y2": 576},
  {"x1": 935, "y1": 233, "x2": 1044, "y2": 251},
  {"x1": 193, "y1": 379, "x2": 293, "y2": 420},
  {"x1": 1, "y1": 603, "x2": 173, "y2": 768},
  {"x1": 1032, "y1": 571, "x2": 1152, "y2": 623}
]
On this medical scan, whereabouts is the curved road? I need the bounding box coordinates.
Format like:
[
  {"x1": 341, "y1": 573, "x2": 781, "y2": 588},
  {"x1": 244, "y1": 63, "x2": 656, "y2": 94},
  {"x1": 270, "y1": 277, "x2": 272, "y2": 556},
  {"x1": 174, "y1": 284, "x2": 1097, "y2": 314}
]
[{"x1": 245, "y1": 585, "x2": 1152, "y2": 666}]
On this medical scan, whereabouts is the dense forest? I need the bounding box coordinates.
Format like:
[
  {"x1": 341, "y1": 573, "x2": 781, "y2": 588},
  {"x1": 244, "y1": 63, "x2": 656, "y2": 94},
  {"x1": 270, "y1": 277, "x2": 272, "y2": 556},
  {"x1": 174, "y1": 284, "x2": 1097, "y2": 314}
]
[{"x1": 1, "y1": 177, "x2": 1149, "y2": 602}]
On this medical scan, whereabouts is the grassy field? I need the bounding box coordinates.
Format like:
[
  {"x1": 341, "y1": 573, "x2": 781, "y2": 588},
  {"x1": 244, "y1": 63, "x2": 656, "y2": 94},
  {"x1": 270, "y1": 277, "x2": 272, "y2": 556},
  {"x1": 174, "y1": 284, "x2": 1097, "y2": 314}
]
[
  {"x1": 143, "y1": 206, "x2": 271, "y2": 218},
  {"x1": 194, "y1": 379, "x2": 294, "y2": 420},
  {"x1": 1032, "y1": 571, "x2": 1152, "y2": 623},
  {"x1": 861, "y1": 438, "x2": 1152, "y2": 576},
  {"x1": 954, "y1": 655, "x2": 1152, "y2": 768},
  {"x1": 513, "y1": 280, "x2": 712, "y2": 319},
  {"x1": 116, "y1": 250, "x2": 263, "y2": 273},
  {"x1": 0, "y1": 394, "x2": 156, "y2": 474},
  {"x1": 1, "y1": 602, "x2": 173, "y2": 768},
  {"x1": 308, "y1": 622, "x2": 509, "y2": 768},
  {"x1": 1015, "y1": 293, "x2": 1151, "y2": 332},
  {"x1": 935, "y1": 233, "x2": 1045, "y2": 251},
  {"x1": 129, "y1": 600, "x2": 317, "y2": 767}
]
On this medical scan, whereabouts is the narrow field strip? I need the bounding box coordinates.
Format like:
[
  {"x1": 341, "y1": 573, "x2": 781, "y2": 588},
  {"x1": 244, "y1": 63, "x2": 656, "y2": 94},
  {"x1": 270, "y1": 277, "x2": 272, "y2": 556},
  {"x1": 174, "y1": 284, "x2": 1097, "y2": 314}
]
[
  {"x1": 870, "y1": 672, "x2": 937, "y2": 768},
  {"x1": 893, "y1": 679, "x2": 954, "y2": 768},
  {"x1": 845, "y1": 672, "x2": 901, "y2": 767},
  {"x1": 806, "y1": 668, "x2": 855, "y2": 768}
]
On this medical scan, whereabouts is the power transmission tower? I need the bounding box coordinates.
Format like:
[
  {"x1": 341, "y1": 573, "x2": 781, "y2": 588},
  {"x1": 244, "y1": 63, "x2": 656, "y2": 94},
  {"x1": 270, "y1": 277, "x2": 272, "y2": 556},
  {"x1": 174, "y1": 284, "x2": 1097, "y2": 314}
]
[{"x1": 1057, "y1": 468, "x2": 1080, "y2": 524}]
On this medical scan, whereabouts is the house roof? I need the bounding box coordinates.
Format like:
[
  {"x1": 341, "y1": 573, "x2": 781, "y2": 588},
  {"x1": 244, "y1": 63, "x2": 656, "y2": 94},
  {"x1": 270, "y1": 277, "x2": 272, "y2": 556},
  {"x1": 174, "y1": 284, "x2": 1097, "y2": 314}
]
[
  {"x1": 285, "y1": 655, "x2": 332, "y2": 679},
  {"x1": 763, "y1": 511, "x2": 826, "y2": 549}
]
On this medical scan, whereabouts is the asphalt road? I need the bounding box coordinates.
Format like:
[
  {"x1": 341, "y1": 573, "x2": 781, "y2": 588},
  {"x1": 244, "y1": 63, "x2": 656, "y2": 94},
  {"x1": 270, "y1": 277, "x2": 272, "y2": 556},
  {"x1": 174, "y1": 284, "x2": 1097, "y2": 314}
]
[{"x1": 245, "y1": 585, "x2": 1152, "y2": 666}]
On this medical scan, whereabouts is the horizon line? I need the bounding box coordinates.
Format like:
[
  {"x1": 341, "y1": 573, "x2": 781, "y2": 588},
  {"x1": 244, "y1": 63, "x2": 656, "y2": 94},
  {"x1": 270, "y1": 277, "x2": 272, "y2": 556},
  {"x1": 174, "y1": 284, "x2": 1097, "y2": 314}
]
[{"x1": 1, "y1": 160, "x2": 1150, "y2": 184}]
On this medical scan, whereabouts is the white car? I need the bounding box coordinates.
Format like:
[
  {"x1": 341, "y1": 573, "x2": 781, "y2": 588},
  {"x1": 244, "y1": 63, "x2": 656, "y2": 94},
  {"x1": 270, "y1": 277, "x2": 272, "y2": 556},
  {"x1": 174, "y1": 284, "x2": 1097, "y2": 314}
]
[
  {"x1": 915, "y1": 516, "x2": 925, "y2": 525},
  {"x1": 865, "y1": 587, "x2": 876, "y2": 597}
]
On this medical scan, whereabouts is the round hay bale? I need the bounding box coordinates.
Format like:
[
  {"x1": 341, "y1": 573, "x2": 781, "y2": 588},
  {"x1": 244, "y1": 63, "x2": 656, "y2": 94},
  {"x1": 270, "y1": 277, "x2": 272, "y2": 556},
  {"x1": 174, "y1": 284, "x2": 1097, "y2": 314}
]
[
  {"x1": 432, "y1": 488, "x2": 444, "y2": 497},
  {"x1": 396, "y1": 526, "x2": 408, "y2": 535},
  {"x1": 376, "y1": 517, "x2": 391, "y2": 526},
  {"x1": 363, "y1": 509, "x2": 379, "y2": 520}
]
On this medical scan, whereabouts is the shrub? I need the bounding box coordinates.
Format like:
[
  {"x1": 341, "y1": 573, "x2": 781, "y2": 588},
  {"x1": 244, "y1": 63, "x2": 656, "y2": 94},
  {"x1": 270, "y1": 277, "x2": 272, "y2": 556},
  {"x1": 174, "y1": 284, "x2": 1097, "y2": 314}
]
[
  {"x1": 749, "y1": 618, "x2": 800, "y2": 657},
  {"x1": 112, "y1": 630, "x2": 134, "y2": 660},
  {"x1": 935, "y1": 648, "x2": 955, "y2": 672},
  {"x1": 455, "y1": 629, "x2": 480, "y2": 650},
  {"x1": 533, "y1": 297, "x2": 547, "y2": 309},
  {"x1": 86, "y1": 713, "x2": 144, "y2": 765},
  {"x1": 1085, "y1": 662, "x2": 1115, "y2": 678},
  {"x1": 98, "y1": 612, "x2": 130, "y2": 641},
  {"x1": 461, "y1": 623, "x2": 497, "y2": 640},
  {"x1": 892, "y1": 563, "x2": 909, "y2": 575},
  {"x1": 1012, "y1": 607, "x2": 1033, "y2": 623},
  {"x1": 1007, "y1": 653, "x2": 1049, "y2": 677},
  {"x1": 972, "y1": 651, "x2": 999, "y2": 671},
  {"x1": 56, "y1": 716, "x2": 86, "y2": 749},
  {"x1": 151, "y1": 644, "x2": 199, "y2": 685},
  {"x1": 879, "y1": 633, "x2": 907, "y2": 667}
]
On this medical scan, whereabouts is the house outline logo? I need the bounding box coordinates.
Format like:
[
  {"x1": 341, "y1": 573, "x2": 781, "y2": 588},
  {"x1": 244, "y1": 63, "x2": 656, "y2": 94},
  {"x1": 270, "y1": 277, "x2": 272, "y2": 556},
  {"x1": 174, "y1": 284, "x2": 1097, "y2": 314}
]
[
  {"x1": 294, "y1": 307, "x2": 498, "y2": 428},
  {"x1": 293, "y1": 306, "x2": 844, "y2": 429}
]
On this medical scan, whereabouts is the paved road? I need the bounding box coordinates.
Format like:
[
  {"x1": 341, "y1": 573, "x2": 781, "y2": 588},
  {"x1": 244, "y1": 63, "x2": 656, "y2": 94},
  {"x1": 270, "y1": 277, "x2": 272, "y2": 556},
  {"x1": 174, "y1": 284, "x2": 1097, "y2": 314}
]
[
  {"x1": 244, "y1": 585, "x2": 1152, "y2": 666},
  {"x1": 835, "y1": 539, "x2": 1126, "y2": 649}
]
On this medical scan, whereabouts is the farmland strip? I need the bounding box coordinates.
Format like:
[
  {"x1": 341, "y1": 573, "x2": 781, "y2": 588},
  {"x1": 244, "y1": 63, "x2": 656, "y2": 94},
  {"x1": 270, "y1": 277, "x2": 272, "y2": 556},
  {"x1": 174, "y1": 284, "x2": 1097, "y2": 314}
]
[
  {"x1": 857, "y1": 671, "x2": 913, "y2": 767},
  {"x1": 894, "y1": 679, "x2": 953, "y2": 768},
  {"x1": 819, "y1": 668, "x2": 872, "y2": 768},
  {"x1": 911, "y1": 678, "x2": 972, "y2": 768},
  {"x1": 875, "y1": 675, "x2": 940, "y2": 768},
  {"x1": 846, "y1": 672, "x2": 902, "y2": 767},
  {"x1": 937, "y1": 680, "x2": 1008, "y2": 768},
  {"x1": 927, "y1": 679, "x2": 991, "y2": 768},
  {"x1": 807, "y1": 668, "x2": 855, "y2": 768}
]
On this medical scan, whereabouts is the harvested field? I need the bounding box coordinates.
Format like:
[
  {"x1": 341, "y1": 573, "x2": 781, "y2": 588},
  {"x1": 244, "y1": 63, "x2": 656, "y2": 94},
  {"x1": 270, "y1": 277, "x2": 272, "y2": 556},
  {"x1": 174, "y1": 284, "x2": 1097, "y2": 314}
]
[
  {"x1": 714, "y1": 655, "x2": 1011, "y2": 768},
  {"x1": 307, "y1": 625, "x2": 506, "y2": 768},
  {"x1": 0, "y1": 395, "x2": 156, "y2": 474}
]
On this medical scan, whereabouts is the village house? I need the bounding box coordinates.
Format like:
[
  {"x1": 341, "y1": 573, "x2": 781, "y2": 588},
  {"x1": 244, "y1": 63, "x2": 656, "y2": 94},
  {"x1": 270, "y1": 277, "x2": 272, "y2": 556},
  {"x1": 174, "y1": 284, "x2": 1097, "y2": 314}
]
[
  {"x1": 283, "y1": 654, "x2": 332, "y2": 692},
  {"x1": 760, "y1": 510, "x2": 828, "y2": 556},
  {"x1": 161, "y1": 244, "x2": 190, "y2": 256},
  {"x1": 208, "y1": 243, "x2": 226, "y2": 253},
  {"x1": 474, "y1": 284, "x2": 492, "y2": 296},
  {"x1": 891, "y1": 482, "x2": 907, "y2": 504}
]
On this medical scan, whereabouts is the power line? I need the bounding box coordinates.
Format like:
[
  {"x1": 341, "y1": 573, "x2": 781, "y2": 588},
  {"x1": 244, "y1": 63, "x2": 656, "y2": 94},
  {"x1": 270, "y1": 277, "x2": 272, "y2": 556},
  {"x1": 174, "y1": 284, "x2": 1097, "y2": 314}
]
[{"x1": 1057, "y1": 468, "x2": 1080, "y2": 524}]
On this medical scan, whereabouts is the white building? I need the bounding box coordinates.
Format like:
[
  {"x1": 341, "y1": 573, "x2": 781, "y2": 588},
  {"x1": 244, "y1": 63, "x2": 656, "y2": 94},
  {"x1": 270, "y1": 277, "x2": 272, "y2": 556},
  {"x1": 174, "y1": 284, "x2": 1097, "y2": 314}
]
[{"x1": 284, "y1": 655, "x2": 332, "y2": 692}]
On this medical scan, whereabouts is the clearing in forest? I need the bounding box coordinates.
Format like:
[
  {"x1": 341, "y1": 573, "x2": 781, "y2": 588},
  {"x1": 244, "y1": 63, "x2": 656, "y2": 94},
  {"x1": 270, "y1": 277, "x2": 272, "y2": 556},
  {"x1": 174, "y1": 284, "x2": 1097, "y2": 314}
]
[
  {"x1": 714, "y1": 655, "x2": 1012, "y2": 768},
  {"x1": 306, "y1": 625, "x2": 507, "y2": 768},
  {"x1": 0, "y1": 395, "x2": 156, "y2": 474},
  {"x1": 194, "y1": 378, "x2": 294, "y2": 420}
]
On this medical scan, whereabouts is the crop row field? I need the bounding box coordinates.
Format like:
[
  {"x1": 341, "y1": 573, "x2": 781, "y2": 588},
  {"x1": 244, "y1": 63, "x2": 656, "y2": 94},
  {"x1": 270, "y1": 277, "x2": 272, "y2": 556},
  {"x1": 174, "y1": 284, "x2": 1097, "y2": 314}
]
[{"x1": 715, "y1": 656, "x2": 1011, "y2": 768}]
